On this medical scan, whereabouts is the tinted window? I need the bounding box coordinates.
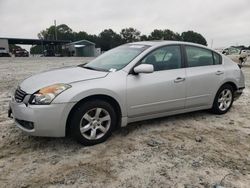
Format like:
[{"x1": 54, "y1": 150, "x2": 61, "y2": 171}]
[
  {"x1": 213, "y1": 52, "x2": 221, "y2": 65},
  {"x1": 186, "y1": 46, "x2": 214, "y2": 67},
  {"x1": 141, "y1": 45, "x2": 182, "y2": 71}
]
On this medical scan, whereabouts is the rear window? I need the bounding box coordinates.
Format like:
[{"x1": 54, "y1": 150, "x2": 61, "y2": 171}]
[
  {"x1": 185, "y1": 46, "x2": 214, "y2": 67},
  {"x1": 0, "y1": 47, "x2": 5, "y2": 50}
]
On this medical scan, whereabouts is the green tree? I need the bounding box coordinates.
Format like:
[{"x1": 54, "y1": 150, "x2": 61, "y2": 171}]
[
  {"x1": 149, "y1": 29, "x2": 181, "y2": 40},
  {"x1": 98, "y1": 29, "x2": 123, "y2": 51},
  {"x1": 181, "y1": 31, "x2": 207, "y2": 46},
  {"x1": 33, "y1": 24, "x2": 75, "y2": 54},
  {"x1": 37, "y1": 24, "x2": 74, "y2": 41},
  {"x1": 88, "y1": 35, "x2": 100, "y2": 47},
  {"x1": 149, "y1": 29, "x2": 164, "y2": 40},
  {"x1": 30, "y1": 45, "x2": 43, "y2": 54},
  {"x1": 140, "y1": 35, "x2": 148, "y2": 41},
  {"x1": 74, "y1": 31, "x2": 89, "y2": 41},
  {"x1": 32, "y1": 23, "x2": 209, "y2": 53},
  {"x1": 120, "y1": 28, "x2": 141, "y2": 43}
]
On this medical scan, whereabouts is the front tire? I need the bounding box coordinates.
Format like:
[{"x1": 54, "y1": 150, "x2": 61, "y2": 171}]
[
  {"x1": 70, "y1": 100, "x2": 117, "y2": 146},
  {"x1": 211, "y1": 84, "x2": 234, "y2": 114}
]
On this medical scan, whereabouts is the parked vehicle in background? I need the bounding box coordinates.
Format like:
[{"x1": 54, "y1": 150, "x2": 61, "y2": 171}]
[
  {"x1": 14, "y1": 49, "x2": 29, "y2": 57},
  {"x1": 9, "y1": 41, "x2": 245, "y2": 146},
  {"x1": 241, "y1": 49, "x2": 250, "y2": 57},
  {"x1": 0, "y1": 47, "x2": 11, "y2": 57},
  {"x1": 11, "y1": 46, "x2": 29, "y2": 57},
  {"x1": 222, "y1": 47, "x2": 247, "y2": 65}
]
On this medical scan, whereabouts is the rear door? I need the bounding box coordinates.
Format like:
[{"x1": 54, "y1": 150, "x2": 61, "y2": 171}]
[{"x1": 184, "y1": 45, "x2": 224, "y2": 108}]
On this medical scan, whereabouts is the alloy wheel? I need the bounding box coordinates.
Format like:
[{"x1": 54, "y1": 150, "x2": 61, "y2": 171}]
[
  {"x1": 79, "y1": 108, "x2": 111, "y2": 140},
  {"x1": 218, "y1": 89, "x2": 233, "y2": 111}
]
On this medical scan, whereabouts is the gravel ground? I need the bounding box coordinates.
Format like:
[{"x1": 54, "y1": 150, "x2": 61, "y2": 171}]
[{"x1": 0, "y1": 57, "x2": 250, "y2": 188}]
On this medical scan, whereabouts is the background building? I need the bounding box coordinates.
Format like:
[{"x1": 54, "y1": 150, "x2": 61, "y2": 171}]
[
  {"x1": 0, "y1": 38, "x2": 9, "y2": 53},
  {"x1": 63, "y1": 40, "x2": 96, "y2": 57}
]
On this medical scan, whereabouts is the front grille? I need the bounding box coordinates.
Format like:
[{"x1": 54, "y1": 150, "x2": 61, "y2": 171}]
[{"x1": 14, "y1": 87, "x2": 27, "y2": 103}]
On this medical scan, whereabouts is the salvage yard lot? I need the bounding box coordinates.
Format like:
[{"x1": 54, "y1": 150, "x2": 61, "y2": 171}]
[{"x1": 0, "y1": 57, "x2": 250, "y2": 188}]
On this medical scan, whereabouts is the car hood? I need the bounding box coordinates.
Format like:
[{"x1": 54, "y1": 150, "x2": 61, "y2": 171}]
[{"x1": 20, "y1": 66, "x2": 109, "y2": 94}]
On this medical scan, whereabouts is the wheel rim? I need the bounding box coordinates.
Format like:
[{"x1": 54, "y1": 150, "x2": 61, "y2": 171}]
[
  {"x1": 79, "y1": 108, "x2": 111, "y2": 140},
  {"x1": 218, "y1": 89, "x2": 233, "y2": 111}
]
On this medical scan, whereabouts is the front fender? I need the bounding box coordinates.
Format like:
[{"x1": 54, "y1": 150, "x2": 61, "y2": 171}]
[
  {"x1": 52, "y1": 74, "x2": 127, "y2": 117},
  {"x1": 69, "y1": 88, "x2": 126, "y2": 116}
]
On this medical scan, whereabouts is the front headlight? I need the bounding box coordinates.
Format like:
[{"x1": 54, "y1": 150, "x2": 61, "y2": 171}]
[{"x1": 30, "y1": 83, "x2": 71, "y2": 105}]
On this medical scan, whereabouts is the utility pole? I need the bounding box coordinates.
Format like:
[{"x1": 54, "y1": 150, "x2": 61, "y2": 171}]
[
  {"x1": 211, "y1": 39, "x2": 214, "y2": 49},
  {"x1": 54, "y1": 20, "x2": 57, "y2": 54},
  {"x1": 54, "y1": 20, "x2": 57, "y2": 40}
]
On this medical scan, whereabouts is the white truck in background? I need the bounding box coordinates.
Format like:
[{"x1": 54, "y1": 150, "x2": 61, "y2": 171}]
[{"x1": 0, "y1": 47, "x2": 11, "y2": 57}]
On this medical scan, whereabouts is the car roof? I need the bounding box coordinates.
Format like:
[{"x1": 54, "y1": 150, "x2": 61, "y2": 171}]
[{"x1": 129, "y1": 40, "x2": 209, "y2": 49}]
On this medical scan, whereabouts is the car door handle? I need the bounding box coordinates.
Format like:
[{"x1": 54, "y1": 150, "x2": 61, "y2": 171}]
[
  {"x1": 174, "y1": 77, "x2": 185, "y2": 83},
  {"x1": 215, "y1": 70, "x2": 224, "y2": 75}
]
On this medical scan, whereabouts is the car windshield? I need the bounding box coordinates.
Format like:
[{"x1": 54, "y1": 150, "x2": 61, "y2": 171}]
[{"x1": 83, "y1": 44, "x2": 149, "y2": 72}]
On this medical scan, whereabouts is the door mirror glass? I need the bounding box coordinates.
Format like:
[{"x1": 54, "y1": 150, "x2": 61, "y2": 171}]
[{"x1": 134, "y1": 64, "x2": 154, "y2": 74}]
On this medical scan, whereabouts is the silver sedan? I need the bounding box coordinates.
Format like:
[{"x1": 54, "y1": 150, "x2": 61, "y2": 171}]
[{"x1": 9, "y1": 41, "x2": 245, "y2": 145}]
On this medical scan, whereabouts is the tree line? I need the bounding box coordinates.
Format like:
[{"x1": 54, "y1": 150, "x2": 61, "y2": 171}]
[{"x1": 31, "y1": 24, "x2": 208, "y2": 54}]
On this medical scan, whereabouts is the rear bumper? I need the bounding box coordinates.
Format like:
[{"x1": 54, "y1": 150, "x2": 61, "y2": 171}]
[
  {"x1": 9, "y1": 100, "x2": 75, "y2": 137},
  {"x1": 234, "y1": 87, "x2": 245, "y2": 100}
]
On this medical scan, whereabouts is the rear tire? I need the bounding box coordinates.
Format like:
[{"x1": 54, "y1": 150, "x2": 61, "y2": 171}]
[
  {"x1": 70, "y1": 99, "x2": 117, "y2": 146},
  {"x1": 211, "y1": 84, "x2": 234, "y2": 114}
]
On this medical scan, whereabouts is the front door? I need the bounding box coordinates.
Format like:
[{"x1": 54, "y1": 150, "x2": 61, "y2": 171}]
[{"x1": 126, "y1": 45, "x2": 186, "y2": 118}]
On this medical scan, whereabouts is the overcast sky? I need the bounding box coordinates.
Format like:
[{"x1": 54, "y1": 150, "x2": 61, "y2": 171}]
[{"x1": 0, "y1": 0, "x2": 250, "y2": 48}]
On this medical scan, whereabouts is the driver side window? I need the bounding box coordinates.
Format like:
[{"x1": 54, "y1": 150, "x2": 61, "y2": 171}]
[{"x1": 141, "y1": 45, "x2": 182, "y2": 71}]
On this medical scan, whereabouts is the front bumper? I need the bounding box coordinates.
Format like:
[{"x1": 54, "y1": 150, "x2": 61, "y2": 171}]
[{"x1": 9, "y1": 100, "x2": 75, "y2": 137}]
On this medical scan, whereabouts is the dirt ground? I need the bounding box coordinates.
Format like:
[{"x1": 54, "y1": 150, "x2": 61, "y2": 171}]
[{"x1": 0, "y1": 57, "x2": 250, "y2": 188}]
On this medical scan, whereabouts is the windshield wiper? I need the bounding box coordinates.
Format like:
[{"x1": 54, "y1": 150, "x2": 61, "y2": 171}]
[
  {"x1": 81, "y1": 65, "x2": 108, "y2": 72},
  {"x1": 83, "y1": 66, "x2": 97, "y2": 70}
]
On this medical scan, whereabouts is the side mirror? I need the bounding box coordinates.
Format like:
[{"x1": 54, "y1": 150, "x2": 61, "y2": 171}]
[{"x1": 133, "y1": 64, "x2": 154, "y2": 74}]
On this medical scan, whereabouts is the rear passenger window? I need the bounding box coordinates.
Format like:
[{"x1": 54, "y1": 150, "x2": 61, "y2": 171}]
[
  {"x1": 213, "y1": 52, "x2": 222, "y2": 65},
  {"x1": 185, "y1": 46, "x2": 214, "y2": 67}
]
